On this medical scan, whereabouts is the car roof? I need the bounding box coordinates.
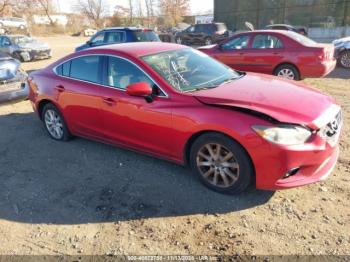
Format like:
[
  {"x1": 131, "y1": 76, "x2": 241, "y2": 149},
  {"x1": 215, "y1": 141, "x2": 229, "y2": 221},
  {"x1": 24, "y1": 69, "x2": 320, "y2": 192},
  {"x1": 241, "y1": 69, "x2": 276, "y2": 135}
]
[
  {"x1": 266, "y1": 24, "x2": 294, "y2": 28},
  {"x1": 101, "y1": 27, "x2": 153, "y2": 32},
  {"x1": 88, "y1": 42, "x2": 186, "y2": 57},
  {"x1": 238, "y1": 30, "x2": 293, "y2": 36}
]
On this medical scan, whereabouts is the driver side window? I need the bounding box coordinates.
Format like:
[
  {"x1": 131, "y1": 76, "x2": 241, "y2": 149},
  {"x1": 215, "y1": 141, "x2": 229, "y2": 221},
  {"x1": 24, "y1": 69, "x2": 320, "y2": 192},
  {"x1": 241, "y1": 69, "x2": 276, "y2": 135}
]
[
  {"x1": 90, "y1": 33, "x2": 105, "y2": 46},
  {"x1": 106, "y1": 56, "x2": 164, "y2": 96},
  {"x1": 221, "y1": 35, "x2": 249, "y2": 50},
  {"x1": 186, "y1": 26, "x2": 195, "y2": 33}
]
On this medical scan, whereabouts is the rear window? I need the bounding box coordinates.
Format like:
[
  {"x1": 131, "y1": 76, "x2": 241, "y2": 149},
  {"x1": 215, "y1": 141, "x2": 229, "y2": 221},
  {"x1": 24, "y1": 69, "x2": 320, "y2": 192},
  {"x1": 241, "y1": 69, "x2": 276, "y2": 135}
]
[
  {"x1": 132, "y1": 31, "x2": 160, "y2": 42},
  {"x1": 287, "y1": 31, "x2": 316, "y2": 46}
]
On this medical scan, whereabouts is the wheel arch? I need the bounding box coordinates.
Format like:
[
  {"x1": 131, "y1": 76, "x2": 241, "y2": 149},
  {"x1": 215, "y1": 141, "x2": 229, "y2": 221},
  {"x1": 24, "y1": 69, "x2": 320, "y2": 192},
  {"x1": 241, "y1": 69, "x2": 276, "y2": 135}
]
[
  {"x1": 273, "y1": 62, "x2": 301, "y2": 78},
  {"x1": 183, "y1": 130, "x2": 256, "y2": 181},
  {"x1": 37, "y1": 99, "x2": 56, "y2": 120}
]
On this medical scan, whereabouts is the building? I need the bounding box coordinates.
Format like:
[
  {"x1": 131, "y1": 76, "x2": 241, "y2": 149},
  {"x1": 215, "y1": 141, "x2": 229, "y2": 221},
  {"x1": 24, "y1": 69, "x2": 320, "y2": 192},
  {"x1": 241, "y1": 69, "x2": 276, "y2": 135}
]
[{"x1": 214, "y1": 0, "x2": 350, "y2": 40}]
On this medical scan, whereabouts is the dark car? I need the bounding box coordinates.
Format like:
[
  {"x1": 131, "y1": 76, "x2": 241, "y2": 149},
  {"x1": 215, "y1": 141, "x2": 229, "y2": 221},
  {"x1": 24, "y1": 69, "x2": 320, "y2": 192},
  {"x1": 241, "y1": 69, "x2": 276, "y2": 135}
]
[
  {"x1": 175, "y1": 23, "x2": 229, "y2": 46},
  {"x1": 265, "y1": 24, "x2": 308, "y2": 36},
  {"x1": 75, "y1": 27, "x2": 161, "y2": 52},
  {"x1": 333, "y1": 36, "x2": 350, "y2": 68},
  {"x1": 0, "y1": 52, "x2": 28, "y2": 103},
  {"x1": 0, "y1": 35, "x2": 51, "y2": 62}
]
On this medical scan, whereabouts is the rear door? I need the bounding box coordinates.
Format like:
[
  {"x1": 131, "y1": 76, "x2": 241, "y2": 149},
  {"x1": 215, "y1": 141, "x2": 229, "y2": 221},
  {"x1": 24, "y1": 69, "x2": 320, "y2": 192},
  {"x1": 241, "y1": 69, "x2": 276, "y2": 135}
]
[
  {"x1": 104, "y1": 30, "x2": 126, "y2": 45},
  {"x1": 54, "y1": 55, "x2": 105, "y2": 138},
  {"x1": 244, "y1": 33, "x2": 285, "y2": 74},
  {"x1": 213, "y1": 35, "x2": 251, "y2": 71}
]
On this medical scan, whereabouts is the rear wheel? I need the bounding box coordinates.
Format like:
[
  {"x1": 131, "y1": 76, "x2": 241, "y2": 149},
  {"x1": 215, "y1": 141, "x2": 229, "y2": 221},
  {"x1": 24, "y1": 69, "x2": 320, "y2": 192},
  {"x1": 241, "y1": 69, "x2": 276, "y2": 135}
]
[
  {"x1": 339, "y1": 50, "x2": 350, "y2": 69},
  {"x1": 42, "y1": 103, "x2": 71, "y2": 141},
  {"x1": 274, "y1": 64, "x2": 300, "y2": 80},
  {"x1": 190, "y1": 133, "x2": 253, "y2": 194}
]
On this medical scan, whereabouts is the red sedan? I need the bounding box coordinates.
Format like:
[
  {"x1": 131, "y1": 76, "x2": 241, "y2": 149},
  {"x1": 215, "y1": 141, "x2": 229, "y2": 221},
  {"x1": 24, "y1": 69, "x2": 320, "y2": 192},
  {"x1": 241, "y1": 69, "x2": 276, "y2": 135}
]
[
  {"x1": 198, "y1": 30, "x2": 336, "y2": 80},
  {"x1": 28, "y1": 42, "x2": 342, "y2": 194}
]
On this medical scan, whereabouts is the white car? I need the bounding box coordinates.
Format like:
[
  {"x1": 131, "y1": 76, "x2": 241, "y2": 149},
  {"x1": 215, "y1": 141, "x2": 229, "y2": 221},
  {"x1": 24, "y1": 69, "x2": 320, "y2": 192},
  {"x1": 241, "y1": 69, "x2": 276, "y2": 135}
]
[
  {"x1": 84, "y1": 28, "x2": 97, "y2": 37},
  {"x1": 0, "y1": 17, "x2": 27, "y2": 30}
]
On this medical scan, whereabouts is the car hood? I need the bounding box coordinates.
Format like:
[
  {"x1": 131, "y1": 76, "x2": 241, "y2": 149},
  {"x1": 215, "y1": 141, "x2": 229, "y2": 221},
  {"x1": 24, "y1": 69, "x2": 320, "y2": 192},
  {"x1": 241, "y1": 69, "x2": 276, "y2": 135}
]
[
  {"x1": 19, "y1": 41, "x2": 50, "y2": 50},
  {"x1": 193, "y1": 73, "x2": 336, "y2": 129},
  {"x1": 333, "y1": 36, "x2": 350, "y2": 45}
]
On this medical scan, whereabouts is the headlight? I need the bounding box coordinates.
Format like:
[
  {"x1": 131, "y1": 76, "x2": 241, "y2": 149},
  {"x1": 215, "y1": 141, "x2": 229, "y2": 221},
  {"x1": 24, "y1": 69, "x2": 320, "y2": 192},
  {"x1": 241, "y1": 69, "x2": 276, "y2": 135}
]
[{"x1": 252, "y1": 125, "x2": 312, "y2": 146}]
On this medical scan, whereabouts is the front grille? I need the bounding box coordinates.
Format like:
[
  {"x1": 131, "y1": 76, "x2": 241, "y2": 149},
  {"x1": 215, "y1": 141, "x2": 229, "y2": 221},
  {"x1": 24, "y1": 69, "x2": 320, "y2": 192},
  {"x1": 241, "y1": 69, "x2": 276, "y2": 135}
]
[{"x1": 319, "y1": 110, "x2": 342, "y2": 147}]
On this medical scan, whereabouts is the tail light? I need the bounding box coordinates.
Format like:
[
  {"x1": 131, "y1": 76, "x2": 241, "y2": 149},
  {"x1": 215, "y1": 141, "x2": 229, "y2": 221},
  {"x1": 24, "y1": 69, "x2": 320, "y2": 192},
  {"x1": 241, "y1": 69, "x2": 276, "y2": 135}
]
[{"x1": 28, "y1": 76, "x2": 38, "y2": 95}]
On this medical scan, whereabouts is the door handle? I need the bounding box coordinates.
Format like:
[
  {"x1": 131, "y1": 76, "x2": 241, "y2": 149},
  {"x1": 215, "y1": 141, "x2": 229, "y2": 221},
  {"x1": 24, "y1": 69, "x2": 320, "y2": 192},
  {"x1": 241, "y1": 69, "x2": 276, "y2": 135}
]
[
  {"x1": 55, "y1": 85, "x2": 65, "y2": 92},
  {"x1": 239, "y1": 52, "x2": 245, "y2": 55},
  {"x1": 103, "y1": 97, "x2": 116, "y2": 106},
  {"x1": 273, "y1": 52, "x2": 280, "y2": 55}
]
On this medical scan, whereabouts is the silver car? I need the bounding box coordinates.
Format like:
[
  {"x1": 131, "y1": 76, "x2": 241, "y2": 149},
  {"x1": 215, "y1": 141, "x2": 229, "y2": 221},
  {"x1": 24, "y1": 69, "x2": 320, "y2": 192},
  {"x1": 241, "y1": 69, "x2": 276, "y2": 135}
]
[
  {"x1": 0, "y1": 52, "x2": 28, "y2": 103},
  {"x1": 0, "y1": 35, "x2": 51, "y2": 62}
]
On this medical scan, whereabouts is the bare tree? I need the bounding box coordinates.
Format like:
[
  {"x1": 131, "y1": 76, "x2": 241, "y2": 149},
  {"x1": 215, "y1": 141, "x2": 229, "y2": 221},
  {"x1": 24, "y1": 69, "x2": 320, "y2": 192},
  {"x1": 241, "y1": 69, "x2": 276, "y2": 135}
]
[
  {"x1": 128, "y1": 0, "x2": 134, "y2": 24},
  {"x1": 0, "y1": 0, "x2": 12, "y2": 16},
  {"x1": 144, "y1": 0, "x2": 156, "y2": 27},
  {"x1": 37, "y1": 0, "x2": 55, "y2": 25},
  {"x1": 158, "y1": 0, "x2": 190, "y2": 27},
  {"x1": 76, "y1": 0, "x2": 108, "y2": 28}
]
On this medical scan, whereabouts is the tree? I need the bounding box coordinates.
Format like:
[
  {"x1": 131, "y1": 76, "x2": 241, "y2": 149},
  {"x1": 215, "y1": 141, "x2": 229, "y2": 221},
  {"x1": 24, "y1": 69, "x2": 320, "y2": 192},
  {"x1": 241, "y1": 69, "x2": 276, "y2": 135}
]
[
  {"x1": 128, "y1": 0, "x2": 134, "y2": 24},
  {"x1": 76, "y1": 0, "x2": 108, "y2": 28},
  {"x1": 0, "y1": 0, "x2": 12, "y2": 16},
  {"x1": 37, "y1": 0, "x2": 55, "y2": 25},
  {"x1": 144, "y1": 0, "x2": 156, "y2": 27},
  {"x1": 158, "y1": 0, "x2": 190, "y2": 27}
]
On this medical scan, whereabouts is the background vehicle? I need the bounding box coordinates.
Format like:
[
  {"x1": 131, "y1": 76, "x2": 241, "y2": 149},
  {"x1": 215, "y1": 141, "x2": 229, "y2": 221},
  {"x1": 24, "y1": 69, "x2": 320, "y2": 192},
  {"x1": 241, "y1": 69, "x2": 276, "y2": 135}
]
[
  {"x1": 28, "y1": 43, "x2": 341, "y2": 194},
  {"x1": 333, "y1": 36, "x2": 350, "y2": 69},
  {"x1": 265, "y1": 24, "x2": 308, "y2": 36},
  {"x1": 75, "y1": 27, "x2": 161, "y2": 51},
  {"x1": 0, "y1": 35, "x2": 51, "y2": 62},
  {"x1": 175, "y1": 23, "x2": 229, "y2": 46},
  {"x1": 0, "y1": 52, "x2": 28, "y2": 103},
  {"x1": 0, "y1": 17, "x2": 27, "y2": 30},
  {"x1": 198, "y1": 30, "x2": 336, "y2": 80}
]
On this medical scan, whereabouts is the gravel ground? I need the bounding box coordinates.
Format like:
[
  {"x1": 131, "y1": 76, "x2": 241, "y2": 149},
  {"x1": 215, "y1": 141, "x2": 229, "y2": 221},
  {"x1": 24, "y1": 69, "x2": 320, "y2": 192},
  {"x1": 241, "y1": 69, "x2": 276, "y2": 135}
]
[{"x1": 0, "y1": 36, "x2": 349, "y2": 256}]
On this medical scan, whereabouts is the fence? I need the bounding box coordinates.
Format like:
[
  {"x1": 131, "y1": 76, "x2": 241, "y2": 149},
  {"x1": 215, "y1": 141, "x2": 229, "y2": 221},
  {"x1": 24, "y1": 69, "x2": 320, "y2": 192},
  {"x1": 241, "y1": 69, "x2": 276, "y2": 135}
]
[{"x1": 214, "y1": 0, "x2": 350, "y2": 41}]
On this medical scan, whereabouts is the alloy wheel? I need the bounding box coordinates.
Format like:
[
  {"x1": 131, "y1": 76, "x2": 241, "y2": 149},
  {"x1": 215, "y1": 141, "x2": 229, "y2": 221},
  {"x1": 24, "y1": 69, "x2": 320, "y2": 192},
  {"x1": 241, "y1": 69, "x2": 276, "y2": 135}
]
[
  {"x1": 340, "y1": 51, "x2": 350, "y2": 68},
  {"x1": 196, "y1": 143, "x2": 240, "y2": 188},
  {"x1": 277, "y1": 68, "x2": 295, "y2": 80},
  {"x1": 44, "y1": 109, "x2": 64, "y2": 139},
  {"x1": 205, "y1": 38, "x2": 212, "y2": 45}
]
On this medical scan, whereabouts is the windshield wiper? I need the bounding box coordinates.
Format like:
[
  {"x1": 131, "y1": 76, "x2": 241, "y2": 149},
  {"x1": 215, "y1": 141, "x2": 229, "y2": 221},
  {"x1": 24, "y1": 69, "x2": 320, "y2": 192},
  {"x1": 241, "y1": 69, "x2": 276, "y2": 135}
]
[{"x1": 184, "y1": 86, "x2": 216, "y2": 93}]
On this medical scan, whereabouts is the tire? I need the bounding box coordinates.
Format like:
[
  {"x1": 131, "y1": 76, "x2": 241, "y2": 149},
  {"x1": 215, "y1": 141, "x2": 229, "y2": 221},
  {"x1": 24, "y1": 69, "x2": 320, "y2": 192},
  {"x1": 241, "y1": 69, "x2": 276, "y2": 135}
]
[
  {"x1": 176, "y1": 37, "x2": 182, "y2": 44},
  {"x1": 42, "y1": 103, "x2": 71, "y2": 141},
  {"x1": 274, "y1": 64, "x2": 300, "y2": 81},
  {"x1": 338, "y1": 50, "x2": 350, "y2": 69},
  {"x1": 12, "y1": 52, "x2": 24, "y2": 62},
  {"x1": 204, "y1": 37, "x2": 213, "y2": 46},
  {"x1": 190, "y1": 133, "x2": 254, "y2": 194}
]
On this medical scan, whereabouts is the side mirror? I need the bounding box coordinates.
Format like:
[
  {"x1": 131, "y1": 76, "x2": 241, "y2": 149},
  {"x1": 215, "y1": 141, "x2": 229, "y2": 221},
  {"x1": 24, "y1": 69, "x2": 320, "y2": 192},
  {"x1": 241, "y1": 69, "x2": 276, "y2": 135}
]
[
  {"x1": 126, "y1": 82, "x2": 153, "y2": 103},
  {"x1": 86, "y1": 40, "x2": 92, "y2": 46}
]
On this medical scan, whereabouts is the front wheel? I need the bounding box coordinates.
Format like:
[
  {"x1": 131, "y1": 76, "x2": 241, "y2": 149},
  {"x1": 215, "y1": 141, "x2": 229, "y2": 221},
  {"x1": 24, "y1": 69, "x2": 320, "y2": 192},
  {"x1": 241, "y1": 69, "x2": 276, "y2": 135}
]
[
  {"x1": 190, "y1": 133, "x2": 254, "y2": 194},
  {"x1": 339, "y1": 50, "x2": 350, "y2": 69},
  {"x1": 42, "y1": 103, "x2": 71, "y2": 141},
  {"x1": 176, "y1": 37, "x2": 182, "y2": 44},
  {"x1": 274, "y1": 64, "x2": 300, "y2": 80}
]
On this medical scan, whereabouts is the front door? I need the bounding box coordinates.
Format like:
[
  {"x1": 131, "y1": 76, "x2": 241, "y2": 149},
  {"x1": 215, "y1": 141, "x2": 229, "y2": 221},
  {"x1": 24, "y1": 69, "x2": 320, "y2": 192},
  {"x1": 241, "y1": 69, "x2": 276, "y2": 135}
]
[
  {"x1": 214, "y1": 35, "x2": 251, "y2": 71},
  {"x1": 100, "y1": 56, "x2": 175, "y2": 157}
]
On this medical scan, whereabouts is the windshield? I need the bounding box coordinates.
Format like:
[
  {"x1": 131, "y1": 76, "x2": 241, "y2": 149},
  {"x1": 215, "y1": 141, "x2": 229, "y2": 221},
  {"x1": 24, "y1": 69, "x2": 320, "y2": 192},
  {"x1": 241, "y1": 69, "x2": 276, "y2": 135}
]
[
  {"x1": 133, "y1": 31, "x2": 160, "y2": 42},
  {"x1": 10, "y1": 36, "x2": 33, "y2": 44},
  {"x1": 287, "y1": 31, "x2": 316, "y2": 46},
  {"x1": 142, "y1": 48, "x2": 241, "y2": 92}
]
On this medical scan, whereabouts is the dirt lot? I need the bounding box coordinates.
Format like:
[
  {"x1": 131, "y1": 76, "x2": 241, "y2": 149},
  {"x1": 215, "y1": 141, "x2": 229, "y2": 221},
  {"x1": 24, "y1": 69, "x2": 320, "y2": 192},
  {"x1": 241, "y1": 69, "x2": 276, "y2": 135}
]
[{"x1": 0, "y1": 36, "x2": 349, "y2": 256}]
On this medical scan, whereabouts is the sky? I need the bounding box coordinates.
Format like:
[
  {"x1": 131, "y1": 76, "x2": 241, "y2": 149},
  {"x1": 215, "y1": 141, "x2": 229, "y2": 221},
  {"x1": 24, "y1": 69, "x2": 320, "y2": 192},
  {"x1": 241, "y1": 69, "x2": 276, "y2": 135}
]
[{"x1": 57, "y1": 0, "x2": 213, "y2": 15}]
